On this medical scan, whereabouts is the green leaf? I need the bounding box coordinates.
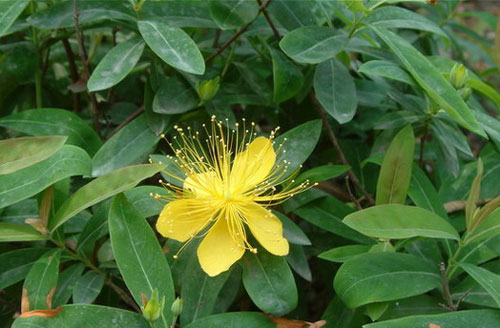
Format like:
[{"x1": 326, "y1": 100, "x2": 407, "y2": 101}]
[
  {"x1": 242, "y1": 249, "x2": 298, "y2": 317},
  {"x1": 23, "y1": 249, "x2": 61, "y2": 310},
  {"x1": 180, "y1": 256, "x2": 232, "y2": 325},
  {"x1": 286, "y1": 244, "x2": 311, "y2": 281},
  {"x1": 273, "y1": 211, "x2": 311, "y2": 246},
  {"x1": 52, "y1": 263, "x2": 85, "y2": 308},
  {"x1": 12, "y1": 304, "x2": 150, "y2": 328},
  {"x1": 0, "y1": 145, "x2": 91, "y2": 209},
  {"x1": 364, "y1": 309, "x2": 500, "y2": 328},
  {"x1": 408, "y1": 166, "x2": 448, "y2": 219},
  {"x1": 467, "y1": 78, "x2": 500, "y2": 110},
  {"x1": 138, "y1": 20, "x2": 205, "y2": 75},
  {"x1": 334, "y1": 252, "x2": 441, "y2": 308},
  {"x1": 72, "y1": 271, "x2": 105, "y2": 304},
  {"x1": 0, "y1": 223, "x2": 46, "y2": 242},
  {"x1": 370, "y1": 26, "x2": 485, "y2": 136},
  {"x1": 0, "y1": 0, "x2": 30, "y2": 37},
  {"x1": 293, "y1": 164, "x2": 349, "y2": 186},
  {"x1": 0, "y1": 108, "x2": 102, "y2": 156},
  {"x1": 376, "y1": 125, "x2": 415, "y2": 205},
  {"x1": 466, "y1": 158, "x2": 483, "y2": 230},
  {"x1": 183, "y1": 312, "x2": 275, "y2": 328},
  {"x1": 267, "y1": 0, "x2": 316, "y2": 30},
  {"x1": 88, "y1": 39, "x2": 145, "y2": 92},
  {"x1": 274, "y1": 119, "x2": 322, "y2": 179},
  {"x1": 365, "y1": 6, "x2": 447, "y2": 37},
  {"x1": 270, "y1": 48, "x2": 304, "y2": 103},
  {"x1": 476, "y1": 111, "x2": 500, "y2": 149},
  {"x1": 0, "y1": 136, "x2": 67, "y2": 175},
  {"x1": 91, "y1": 114, "x2": 160, "y2": 176},
  {"x1": 466, "y1": 208, "x2": 500, "y2": 245},
  {"x1": 152, "y1": 76, "x2": 198, "y2": 114},
  {"x1": 318, "y1": 245, "x2": 370, "y2": 263},
  {"x1": 460, "y1": 262, "x2": 500, "y2": 307},
  {"x1": 343, "y1": 204, "x2": 459, "y2": 240},
  {"x1": 109, "y1": 194, "x2": 175, "y2": 326},
  {"x1": 314, "y1": 59, "x2": 357, "y2": 124},
  {"x1": 124, "y1": 186, "x2": 170, "y2": 217},
  {"x1": 50, "y1": 164, "x2": 163, "y2": 232},
  {"x1": 358, "y1": 60, "x2": 416, "y2": 86},
  {"x1": 209, "y1": 0, "x2": 258, "y2": 30},
  {"x1": 366, "y1": 302, "x2": 390, "y2": 322},
  {"x1": 0, "y1": 248, "x2": 49, "y2": 290},
  {"x1": 76, "y1": 204, "x2": 110, "y2": 256},
  {"x1": 279, "y1": 26, "x2": 348, "y2": 64}
]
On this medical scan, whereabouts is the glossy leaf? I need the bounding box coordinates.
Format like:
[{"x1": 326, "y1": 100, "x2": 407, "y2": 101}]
[
  {"x1": 0, "y1": 223, "x2": 46, "y2": 242},
  {"x1": 183, "y1": 312, "x2": 275, "y2": 328},
  {"x1": 343, "y1": 204, "x2": 459, "y2": 240},
  {"x1": 52, "y1": 264, "x2": 85, "y2": 308},
  {"x1": 138, "y1": 20, "x2": 205, "y2": 75},
  {"x1": 466, "y1": 208, "x2": 500, "y2": 245},
  {"x1": 23, "y1": 249, "x2": 61, "y2": 311},
  {"x1": 109, "y1": 194, "x2": 175, "y2": 326},
  {"x1": 358, "y1": 60, "x2": 416, "y2": 86},
  {"x1": 334, "y1": 252, "x2": 441, "y2": 308},
  {"x1": 72, "y1": 271, "x2": 105, "y2": 304},
  {"x1": 0, "y1": 0, "x2": 30, "y2": 36},
  {"x1": 314, "y1": 59, "x2": 357, "y2": 124},
  {"x1": 0, "y1": 248, "x2": 49, "y2": 290},
  {"x1": 376, "y1": 125, "x2": 415, "y2": 205},
  {"x1": 293, "y1": 164, "x2": 349, "y2": 186},
  {"x1": 460, "y1": 262, "x2": 500, "y2": 307},
  {"x1": 209, "y1": 0, "x2": 258, "y2": 30},
  {"x1": 88, "y1": 39, "x2": 145, "y2": 92},
  {"x1": 318, "y1": 245, "x2": 370, "y2": 263},
  {"x1": 0, "y1": 145, "x2": 91, "y2": 209},
  {"x1": 91, "y1": 114, "x2": 160, "y2": 176},
  {"x1": 12, "y1": 304, "x2": 149, "y2": 328},
  {"x1": 124, "y1": 186, "x2": 170, "y2": 217},
  {"x1": 370, "y1": 26, "x2": 485, "y2": 136},
  {"x1": 286, "y1": 244, "x2": 312, "y2": 281},
  {"x1": 279, "y1": 26, "x2": 348, "y2": 64},
  {"x1": 76, "y1": 204, "x2": 110, "y2": 256},
  {"x1": 273, "y1": 211, "x2": 311, "y2": 246},
  {"x1": 50, "y1": 164, "x2": 163, "y2": 232},
  {"x1": 267, "y1": 0, "x2": 316, "y2": 30},
  {"x1": 152, "y1": 76, "x2": 198, "y2": 114},
  {"x1": 408, "y1": 166, "x2": 448, "y2": 219},
  {"x1": 242, "y1": 249, "x2": 298, "y2": 317},
  {"x1": 0, "y1": 109, "x2": 102, "y2": 156},
  {"x1": 270, "y1": 48, "x2": 303, "y2": 103}
]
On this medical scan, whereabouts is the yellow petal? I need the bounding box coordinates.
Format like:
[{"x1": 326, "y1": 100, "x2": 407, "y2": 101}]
[
  {"x1": 197, "y1": 218, "x2": 245, "y2": 276},
  {"x1": 156, "y1": 199, "x2": 215, "y2": 242},
  {"x1": 242, "y1": 203, "x2": 289, "y2": 256},
  {"x1": 230, "y1": 136, "x2": 276, "y2": 193},
  {"x1": 184, "y1": 171, "x2": 222, "y2": 197}
]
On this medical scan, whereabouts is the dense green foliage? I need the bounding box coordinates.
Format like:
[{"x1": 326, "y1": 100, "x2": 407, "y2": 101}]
[{"x1": 0, "y1": 0, "x2": 499, "y2": 327}]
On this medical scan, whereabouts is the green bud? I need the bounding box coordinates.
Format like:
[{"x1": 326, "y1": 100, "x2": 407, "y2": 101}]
[
  {"x1": 171, "y1": 297, "x2": 183, "y2": 317},
  {"x1": 141, "y1": 289, "x2": 165, "y2": 322},
  {"x1": 459, "y1": 87, "x2": 472, "y2": 101},
  {"x1": 197, "y1": 76, "x2": 220, "y2": 104},
  {"x1": 450, "y1": 64, "x2": 468, "y2": 89}
]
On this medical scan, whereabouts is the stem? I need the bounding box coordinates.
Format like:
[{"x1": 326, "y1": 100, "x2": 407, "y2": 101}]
[
  {"x1": 31, "y1": 2, "x2": 42, "y2": 108},
  {"x1": 256, "y1": 0, "x2": 281, "y2": 40},
  {"x1": 170, "y1": 315, "x2": 178, "y2": 328},
  {"x1": 419, "y1": 126, "x2": 429, "y2": 169},
  {"x1": 107, "y1": 107, "x2": 144, "y2": 139},
  {"x1": 440, "y1": 262, "x2": 457, "y2": 311},
  {"x1": 445, "y1": 240, "x2": 464, "y2": 280},
  {"x1": 61, "y1": 38, "x2": 82, "y2": 112}
]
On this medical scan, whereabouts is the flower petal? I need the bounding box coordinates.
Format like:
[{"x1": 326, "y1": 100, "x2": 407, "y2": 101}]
[
  {"x1": 241, "y1": 203, "x2": 289, "y2": 256},
  {"x1": 230, "y1": 136, "x2": 276, "y2": 193},
  {"x1": 184, "y1": 171, "x2": 222, "y2": 197},
  {"x1": 156, "y1": 199, "x2": 215, "y2": 242},
  {"x1": 197, "y1": 218, "x2": 245, "y2": 276}
]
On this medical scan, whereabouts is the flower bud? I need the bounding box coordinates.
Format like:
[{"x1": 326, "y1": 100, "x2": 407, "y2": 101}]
[
  {"x1": 450, "y1": 64, "x2": 468, "y2": 89},
  {"x1": 197, "y1": 77, "x2": 220, "y2": 104},
  {"x1": 141, "y1": 289, "x2": 165, "y2": 322},
  {"x1": 171, "y1": 297, "x2": 183, "y2": 317}
]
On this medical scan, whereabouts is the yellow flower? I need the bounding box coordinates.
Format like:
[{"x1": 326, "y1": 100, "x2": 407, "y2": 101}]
[{"x1": 153, "y1": 116, "x2": 312, "y2": 277}]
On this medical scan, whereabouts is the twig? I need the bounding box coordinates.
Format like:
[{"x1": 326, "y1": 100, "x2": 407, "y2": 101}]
[
  {"x1": 256, "y1": 0, "x2": 281, "y2": 40},
  {"x1": 107, "y1": 107, "x2": 144, "y2": 139},
  {"x1": 61, "y1": 38, "x2": 82, "y2": 112},
  {"x1": 205, "y1": 0, "x2": 273, "y2": 63},
  {"x1": 212, "y1": 29, "x2": 221, "y2": 48},
  {"x1": 310, "y1": 93, "x2": 375, "y2": 206},
  {"x1": 73, "y1": 0, "x2": 100, "y2": 131},
  {"x1": 105, "y1": 278, "x2": 141, "y2": 313},
  {"x1": 345, "y1": 176, "x2": 362, "y2": 210},
  {"x1": 444, "y1": 198, "x2": 492, "y2": 213},
  {"x1": 419, "y1": 126, "x2": 429, "y2": 169},
  {"x1": 439, "y1": 262, "x2": 457, "y2": 311}
]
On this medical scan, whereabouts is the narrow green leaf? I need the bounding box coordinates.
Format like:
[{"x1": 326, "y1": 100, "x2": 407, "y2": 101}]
[
  {"x1": 91, "y1": 114, "x2": 160, "y2": 177},
  {"x1": 72, "y1": 271, "x2": 105, "y2": 304},
  {"x1": 270, "y1": 48, "x2": 303, "y2": 103},
  {"x1": 0, "y1": 0, "x2": 30, "y2": 37},
  {"x1": 466, "y1": 208, "x2": 500, "y2": 245},
  {"x1": 109, "y1": 194, "x2": 175, "y2": 326},
  {"x1": 467, "y1": 78, "x2": 500, "y2": 110},
  {"x1": 408, "y1": 166, "x2": 448, "y2": 219},
  {"x1": 292, "y1": 164, "x2": 349, "y2": 186},
  {"x1": 376, "y1": 125, "x2": 415, "y2": 205},
  {"x1": 286, "y1": 244, "x2": 311, "y2": 281},
  {"x1": 318, "y1": 245, "x2": 370, "y2": 263},
  {"x1": 23, "y1": 249, "x2": 61, "y2": 310},
  {"x1": 0, "y1": 145, "x2": 91, "y2": 209},
  {"x1": 76, "y1": 204, "x2": 110, "y2": 256},
  {"x1": 358, "y1": 60, "x2": 416, "y2": 86},
  {"x1": 0, "y1": 108, "x2": 102, "y2": 156},
  {"x1": 343, "y1": 204, "x2": 460, "y2": 240},
  {"x1": 460, "y1": 263, "x2": 500, "y2": 307},
  {"x1": 242, "y1": 249, "x2": 298, "y2": 317},
  {"x1": 52, "y1": 263, "x2": 85, "y2": 308},
  {"x1": 334, "y1": 252, "x2": 441, "y2": 308},
  {"x1": 0, "y1": 223, "x2": 46, "y2": 242},
  {"x1": 314, "y1": 59, "x2": 357, "y2": 124},
  {"x1": 370, "y1": 26, "x2": 485, "y2": 136},
  {"x1": 273, "y1": 211, "x2": 311, "y2": 246},
  {"x1": 12, "y1": 304, "x2": 150, "y2": 328},
  {"x1": 0, "y1": 136, "x2": 67, "y2": 175},
  {"x1": 267, "y1": 0, "x2": 315, "y2": 30},
  {"x1": 88, "y1": 39, "x2": 145, "y2": 92},
  {"x1": 0, "y1": 248, "x2": 49, "y2": 290},
  {"x1": 138, "y1": 20, "x2": 205, "y2": 75},
  {"x1": 279, "y1": 26, "x2": 348, "y2": 64},
  {"x1": 50, "y1": 164, "x2": 163, "y2": 232},
  {"x1": 183, "y1": 312, "x2": 275, "y2": 328},
  {"x1": 466, "y1": 158, "x2": 484, "y2": 230},
  {"x1": 209, "y1": 0, "x2": 258, "y2": 30}
]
